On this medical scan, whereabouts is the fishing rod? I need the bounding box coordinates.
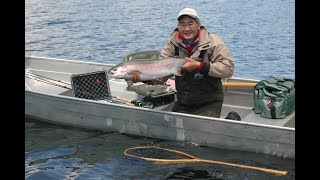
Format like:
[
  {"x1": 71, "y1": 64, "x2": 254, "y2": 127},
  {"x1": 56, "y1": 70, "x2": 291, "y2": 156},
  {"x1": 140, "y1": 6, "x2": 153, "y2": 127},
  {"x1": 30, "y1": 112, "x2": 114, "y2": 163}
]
[
  {"x1": 25, "y1": 71, "x2": 71, "y2": 89},
  {"x1": 25, "y1": 73, "x2": 121, "y2": 104},
  {"x1": 25, "y1": 71, "x2": 154, "y2": 108}
]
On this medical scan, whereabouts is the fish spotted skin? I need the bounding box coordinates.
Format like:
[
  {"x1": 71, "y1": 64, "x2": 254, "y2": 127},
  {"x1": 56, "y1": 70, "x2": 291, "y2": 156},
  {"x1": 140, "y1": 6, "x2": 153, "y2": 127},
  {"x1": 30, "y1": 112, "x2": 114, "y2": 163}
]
[{"x1": 107, "y1": 58, "x2": 186, "y2": 81}]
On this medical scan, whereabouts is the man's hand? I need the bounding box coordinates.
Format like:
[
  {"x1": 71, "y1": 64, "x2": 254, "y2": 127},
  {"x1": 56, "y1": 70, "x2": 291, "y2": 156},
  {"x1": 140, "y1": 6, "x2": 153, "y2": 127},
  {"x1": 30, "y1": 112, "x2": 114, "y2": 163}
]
[
  {"x1": 125, "y1": 71, "x2": 141, "y2": 83},
  {"x1": 182, "y1": 57, "x2": 201, "y2": 72},
  {"x1": 145, "y1": 76, "x2": 169, "y2": 85}
]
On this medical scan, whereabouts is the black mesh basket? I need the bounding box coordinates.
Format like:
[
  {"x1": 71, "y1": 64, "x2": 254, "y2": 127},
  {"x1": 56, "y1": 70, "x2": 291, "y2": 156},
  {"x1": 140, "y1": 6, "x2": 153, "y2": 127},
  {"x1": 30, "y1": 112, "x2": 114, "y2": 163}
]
[{"x1": 71, "y1": 71, "x2": 110, "y2": 100}]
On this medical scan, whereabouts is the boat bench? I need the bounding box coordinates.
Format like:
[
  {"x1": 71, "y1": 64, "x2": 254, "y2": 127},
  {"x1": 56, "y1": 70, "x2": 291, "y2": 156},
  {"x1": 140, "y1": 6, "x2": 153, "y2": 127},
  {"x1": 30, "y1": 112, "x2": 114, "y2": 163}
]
[
  {"x1": 241, "y1": 110, "x2": 295, "y2": 128},
  {"x1": 220, "y1": 104, "x2": 295, "y2": 128}
]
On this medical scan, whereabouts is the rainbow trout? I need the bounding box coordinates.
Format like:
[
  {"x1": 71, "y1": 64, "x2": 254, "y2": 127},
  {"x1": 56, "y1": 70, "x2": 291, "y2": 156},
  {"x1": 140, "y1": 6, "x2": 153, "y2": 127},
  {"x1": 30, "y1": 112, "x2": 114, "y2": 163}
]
[{"x1": 107, "y1": 58, "x2": 186, "y2": 81}]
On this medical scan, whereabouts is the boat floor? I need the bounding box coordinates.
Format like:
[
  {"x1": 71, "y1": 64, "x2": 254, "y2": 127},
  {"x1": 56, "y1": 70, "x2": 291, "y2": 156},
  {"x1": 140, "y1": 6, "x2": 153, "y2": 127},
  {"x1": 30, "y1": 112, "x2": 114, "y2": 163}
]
[{"x1": 58, "y1": 89, "x2": 295, "y2": 128}]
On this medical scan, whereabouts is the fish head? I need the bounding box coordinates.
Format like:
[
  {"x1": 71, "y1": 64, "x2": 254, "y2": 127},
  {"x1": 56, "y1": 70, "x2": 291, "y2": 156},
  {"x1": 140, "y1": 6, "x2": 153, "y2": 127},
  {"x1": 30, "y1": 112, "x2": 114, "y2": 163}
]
[{"x1": 107, "y1": 64, "x2": 129, "y2": 79}]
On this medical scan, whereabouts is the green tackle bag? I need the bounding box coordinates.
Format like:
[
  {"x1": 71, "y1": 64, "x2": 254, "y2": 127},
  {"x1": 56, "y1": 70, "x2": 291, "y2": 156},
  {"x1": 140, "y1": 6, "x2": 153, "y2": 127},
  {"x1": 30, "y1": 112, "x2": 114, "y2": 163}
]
[
  {"x1": 253, "y1": 75, "x2": 295, "y2": 119},
  {"x1": 127, "y1": 82, "x2": 176, "y2": 98}
]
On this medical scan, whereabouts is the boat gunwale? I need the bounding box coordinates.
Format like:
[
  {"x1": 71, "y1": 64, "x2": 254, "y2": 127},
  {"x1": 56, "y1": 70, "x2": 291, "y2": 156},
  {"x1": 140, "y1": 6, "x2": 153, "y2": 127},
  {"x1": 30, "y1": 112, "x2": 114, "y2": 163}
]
[
  {"x1": 26, "y1": 56, "x2": 116, "y2": 67},
  {"x1": 25, "y1": 56, "x2": 260, "y2": 82}
]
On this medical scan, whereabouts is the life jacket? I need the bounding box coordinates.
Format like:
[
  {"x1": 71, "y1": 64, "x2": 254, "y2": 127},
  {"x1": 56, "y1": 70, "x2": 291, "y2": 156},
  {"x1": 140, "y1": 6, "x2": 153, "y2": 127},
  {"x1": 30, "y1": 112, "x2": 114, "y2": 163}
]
[{"x1": 174, "y1": 46, "x2": 223, "y2": 105}]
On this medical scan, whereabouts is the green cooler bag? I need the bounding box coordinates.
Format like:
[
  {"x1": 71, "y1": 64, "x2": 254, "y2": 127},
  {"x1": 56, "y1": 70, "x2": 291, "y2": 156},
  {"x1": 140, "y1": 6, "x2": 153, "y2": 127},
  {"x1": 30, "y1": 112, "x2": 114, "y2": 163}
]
[{"x1": 253, "y1": 75, "x2": 295, "y2": 119}]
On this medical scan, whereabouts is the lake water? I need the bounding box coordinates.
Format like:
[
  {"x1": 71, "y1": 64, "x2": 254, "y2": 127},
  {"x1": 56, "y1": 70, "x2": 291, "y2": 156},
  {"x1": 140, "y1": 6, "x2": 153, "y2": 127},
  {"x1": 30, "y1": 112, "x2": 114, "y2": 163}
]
[{"x1": 25, "y1": 0, "x2": 295, "y2": 179}]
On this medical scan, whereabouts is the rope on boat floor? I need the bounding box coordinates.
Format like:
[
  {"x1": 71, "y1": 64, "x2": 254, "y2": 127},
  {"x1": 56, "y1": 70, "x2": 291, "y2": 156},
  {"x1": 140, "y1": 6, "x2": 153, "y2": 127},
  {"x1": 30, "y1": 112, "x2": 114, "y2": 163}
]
[{"x1": 124, "y1": 146, "x2": 288, "y2": 176}]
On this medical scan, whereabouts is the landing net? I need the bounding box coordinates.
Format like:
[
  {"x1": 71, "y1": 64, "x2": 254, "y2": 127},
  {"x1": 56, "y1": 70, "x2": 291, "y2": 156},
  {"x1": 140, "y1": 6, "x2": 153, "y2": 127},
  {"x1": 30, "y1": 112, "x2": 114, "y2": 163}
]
[{"x1": 124, "y1": 146, "x2": 288, "y2": 176}]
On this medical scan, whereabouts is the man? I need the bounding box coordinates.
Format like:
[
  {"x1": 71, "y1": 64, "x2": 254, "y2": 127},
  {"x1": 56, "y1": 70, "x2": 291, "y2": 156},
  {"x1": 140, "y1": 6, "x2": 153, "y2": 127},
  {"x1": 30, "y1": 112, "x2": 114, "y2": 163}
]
[
  {"x1": 159, "y1": 7, "x2": 235, "y2": 118},
  {"x1": 127, "y1": 8, "x2": 240, "y2": 120}
]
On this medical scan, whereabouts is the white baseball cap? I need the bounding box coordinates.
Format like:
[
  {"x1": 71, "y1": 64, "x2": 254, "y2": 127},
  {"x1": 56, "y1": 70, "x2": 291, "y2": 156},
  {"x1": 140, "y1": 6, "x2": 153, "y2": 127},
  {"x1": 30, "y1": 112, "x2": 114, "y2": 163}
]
[{"x1": 177, "y1": 8, "x2": 200, "y2": 21}]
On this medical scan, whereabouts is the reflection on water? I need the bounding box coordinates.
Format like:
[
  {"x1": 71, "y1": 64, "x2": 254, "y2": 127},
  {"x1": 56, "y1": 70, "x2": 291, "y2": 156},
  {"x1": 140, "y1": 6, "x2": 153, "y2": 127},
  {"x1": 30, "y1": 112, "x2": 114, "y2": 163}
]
[
  {"x1": 165, "y1": 168, "x2": 223, "y2": 179},
  {"x1": 25, "y1": 118, "x2": 295, "y2": 179}
]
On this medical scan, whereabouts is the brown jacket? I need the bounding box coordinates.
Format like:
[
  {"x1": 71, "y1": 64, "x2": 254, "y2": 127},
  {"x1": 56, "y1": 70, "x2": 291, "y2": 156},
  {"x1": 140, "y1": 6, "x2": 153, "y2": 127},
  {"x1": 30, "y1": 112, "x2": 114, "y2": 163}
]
[
  {"x1": 160, "y1": 26, "x2": 234, "y2": 104},
  {"x1": 160, "y1": 26, "x2": 234, "y2": 78}
]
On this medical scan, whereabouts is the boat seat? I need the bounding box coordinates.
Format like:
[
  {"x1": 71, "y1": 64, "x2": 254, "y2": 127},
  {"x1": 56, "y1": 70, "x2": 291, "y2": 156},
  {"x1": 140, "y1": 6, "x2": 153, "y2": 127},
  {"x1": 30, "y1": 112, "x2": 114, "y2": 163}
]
[{"x1": 241, "y1": 110, "x2": 295, "y2": 128}]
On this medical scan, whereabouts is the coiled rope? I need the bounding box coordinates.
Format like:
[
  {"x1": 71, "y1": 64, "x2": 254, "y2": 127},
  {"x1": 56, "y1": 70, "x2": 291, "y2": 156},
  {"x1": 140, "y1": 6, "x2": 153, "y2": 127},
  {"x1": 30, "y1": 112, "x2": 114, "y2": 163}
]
[{"x1": 124, "y1": 146, "x2": 288, "y2": 176}]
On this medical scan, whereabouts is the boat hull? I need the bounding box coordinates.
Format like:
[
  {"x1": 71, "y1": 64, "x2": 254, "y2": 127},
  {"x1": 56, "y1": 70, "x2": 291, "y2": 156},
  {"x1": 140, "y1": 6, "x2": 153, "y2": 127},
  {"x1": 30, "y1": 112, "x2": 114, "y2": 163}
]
[
  {"x1": 25, "y1": 56, "x2": 295, "y2": 159},
  {"x1": 25, "y1": 90, "x2": 294, "y2": 159}
]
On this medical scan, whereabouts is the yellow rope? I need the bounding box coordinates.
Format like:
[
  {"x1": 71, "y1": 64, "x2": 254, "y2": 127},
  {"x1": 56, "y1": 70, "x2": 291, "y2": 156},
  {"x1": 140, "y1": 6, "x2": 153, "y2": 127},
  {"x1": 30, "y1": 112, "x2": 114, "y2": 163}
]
[{"x1": 124, "y1": 146, "x2": 288, "y2": 176}]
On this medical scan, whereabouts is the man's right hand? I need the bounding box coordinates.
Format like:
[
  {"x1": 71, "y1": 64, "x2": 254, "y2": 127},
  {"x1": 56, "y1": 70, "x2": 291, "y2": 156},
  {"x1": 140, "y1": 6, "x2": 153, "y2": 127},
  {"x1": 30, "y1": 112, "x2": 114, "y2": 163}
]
[
  {"x1": 126, "y1": 71, "x2": 141, "y2": 83},
  {"x1": 182, "y1": 57, "x2": 201, "y2": 72}
]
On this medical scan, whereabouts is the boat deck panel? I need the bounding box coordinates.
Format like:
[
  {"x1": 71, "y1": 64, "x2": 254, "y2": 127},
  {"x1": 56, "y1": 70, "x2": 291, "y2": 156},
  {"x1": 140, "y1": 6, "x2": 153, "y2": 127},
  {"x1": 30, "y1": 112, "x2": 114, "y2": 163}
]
[
  {"x1": 59, "y1": 89, "x2": 74, "y2": 96},
  {"x1": 242, "y1": 110, "x2": 295, "y2": 128}
]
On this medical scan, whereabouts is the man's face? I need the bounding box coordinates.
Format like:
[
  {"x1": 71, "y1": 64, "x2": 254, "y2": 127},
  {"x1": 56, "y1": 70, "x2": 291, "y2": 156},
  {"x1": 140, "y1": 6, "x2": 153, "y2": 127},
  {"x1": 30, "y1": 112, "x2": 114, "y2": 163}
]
[{"x1": 178, "y1": 16, "x2": 200, "y2": 42}]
